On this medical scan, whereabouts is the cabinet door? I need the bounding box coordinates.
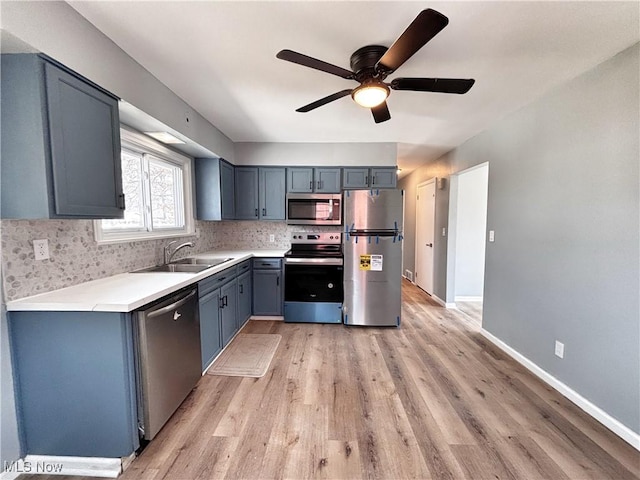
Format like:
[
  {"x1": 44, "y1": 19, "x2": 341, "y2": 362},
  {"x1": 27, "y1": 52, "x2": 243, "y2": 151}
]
[
  {"x1": 315, "y1": 168, "x2": 341, "y2": 193},
  {"x1": 195, "y1": 158, "x2": 222, "y2": 221},
  {"x1": 235, "y1": 167, "x2": 259, "y2": 219},
  {"x1": 237, "y1": 271, "x2": 252, "y2": 328},
  {"x1": 199, "y1": 289, "x2": 222, "y2": 372},
  {"x1": 370, "y1": 168, "x2": 397, "y2": 188},
  {"x1": 220, "y1": 279, "x2": 238, "y2": 346},
  {"x1": 259, "y1": 168, "x2": 286, "y2": 220},
  {"x1": 287, "y1": 168, "x2": 314, "y2": 193},
  {"x1": 220, "y1": 160, "x2": 235, "y2": 220},
  {"x1": 342, "y1": 168, "x2": 370, "y2": 189},
  {"x1": 45, "y1": 61, "x2": 124, "y2": 218},
  {"x1": 253, "y1": 269, "x2": 282, "y2": 315}
]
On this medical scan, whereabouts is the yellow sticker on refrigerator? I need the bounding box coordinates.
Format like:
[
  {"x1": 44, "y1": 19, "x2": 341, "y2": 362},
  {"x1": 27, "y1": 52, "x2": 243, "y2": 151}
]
[{"x1": 359, "y1": 254, "x2": 383, "y2": 271}]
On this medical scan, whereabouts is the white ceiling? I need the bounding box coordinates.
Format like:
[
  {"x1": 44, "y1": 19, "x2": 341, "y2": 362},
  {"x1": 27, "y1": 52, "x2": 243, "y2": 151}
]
[{"x1": 68, "y1": 1, "x2": 639, "y2": 173}]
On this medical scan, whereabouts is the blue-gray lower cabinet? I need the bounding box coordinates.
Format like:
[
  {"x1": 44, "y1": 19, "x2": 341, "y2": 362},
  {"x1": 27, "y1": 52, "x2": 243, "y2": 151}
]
[
  {"x1": 198, "y1": 287, "x2": 222, "y2": 371},
  {"x1": 220, "y1": 279, "x2": 238, "y2": 346},
  {"x1": 252, "y1": 258, "x2": 283, "y2": 316},
  {"x1": 9, "y1": 311, "x2": 139, "y2": 457},
  {"x1": 1, "y1": 54, "x2": 124, "y2": 219},
  {"x1": 237, "y1": 271, "x2": 252, "y2": 327}
]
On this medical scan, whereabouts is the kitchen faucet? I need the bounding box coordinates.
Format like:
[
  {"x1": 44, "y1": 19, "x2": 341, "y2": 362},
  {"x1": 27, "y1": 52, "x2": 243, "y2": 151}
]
[{"x1": 164, "y1": 241, "x2": 194, "y2": 264}]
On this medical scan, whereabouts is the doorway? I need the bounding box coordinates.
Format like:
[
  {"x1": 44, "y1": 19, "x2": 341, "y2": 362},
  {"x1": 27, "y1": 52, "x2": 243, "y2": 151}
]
[
  {"x1": 415, "y1": 179, "x2": 436, "y2": 295},
  {"x1": 451, "y1": 163, "x2": 489, "y2": 324}
]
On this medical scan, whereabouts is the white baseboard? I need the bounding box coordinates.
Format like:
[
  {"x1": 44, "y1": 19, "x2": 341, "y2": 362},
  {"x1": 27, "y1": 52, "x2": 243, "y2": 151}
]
[
  {"x1": 455, "y1": 295, "x2": 483, "y2": 302},
  {"x1": 250, "y1": 315, "x2": 283, "y2": 321},
  {"x1": 1, "y1": 456, "x2": 121, "y2": 478},
  {"x1": 430, "y1": 294, "x2": 456, "y2": 309},
  {"x1": 480, "y1": 329, "x2": 640, "y2": 451}
]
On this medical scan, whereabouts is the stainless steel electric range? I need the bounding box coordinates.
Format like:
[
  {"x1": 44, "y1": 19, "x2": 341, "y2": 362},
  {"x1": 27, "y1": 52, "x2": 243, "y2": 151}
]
[{"x1": 283, "y1": 232, "x2": 343, "y2": 324}]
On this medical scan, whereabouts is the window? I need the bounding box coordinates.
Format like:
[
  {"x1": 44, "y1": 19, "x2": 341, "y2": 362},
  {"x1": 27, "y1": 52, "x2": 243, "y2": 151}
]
[{"x1": 95, "y1": 128, "x2": 194, "y2": 243}]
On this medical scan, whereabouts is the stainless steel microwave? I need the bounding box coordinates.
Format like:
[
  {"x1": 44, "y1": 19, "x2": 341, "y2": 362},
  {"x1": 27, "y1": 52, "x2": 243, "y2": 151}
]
[{"x1": 286, "y1": 193, "x2": 342, "y2": 225}]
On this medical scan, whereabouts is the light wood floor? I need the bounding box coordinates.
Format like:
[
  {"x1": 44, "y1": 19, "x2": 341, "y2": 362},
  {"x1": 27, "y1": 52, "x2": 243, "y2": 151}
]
[{"x1": 21, "y1": 280, "x2": 639, "y2": 480}]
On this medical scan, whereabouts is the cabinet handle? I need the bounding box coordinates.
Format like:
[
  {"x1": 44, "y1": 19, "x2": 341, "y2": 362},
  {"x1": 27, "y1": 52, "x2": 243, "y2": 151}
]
[
  {"x1": 317, "y1": 180, "x2": 321, "y2": 190},
  {"x1": 276, "y1": 275, "x2": 280, "y2": 286},
  {"x1": 372, "y1": 175, "x2": 376, "y2": 185},
  {"x1": 223, "y1": 295, "x2": 228, "y2": 307},
  {"x1": 239, "y1": 284, "x2": 243, "y2": 294},
  {"x1": 219, "y1": 297, "x2": 225, "y2": 309},
  {"x1": 255, "y1": 208, "x2": 258, "y2": 217},
  {"x1": 262, "y1": 208, "x2": 266, "y2": 216},
  {"x1": 310, "y1": 180, "x2": 313, "y2": 190},
  {"x1": 366, "y1": 175, "x2": 370, "y2": 186},
  {"x1": 118, "y1": 193, "x2": 126, "y2": 210}
]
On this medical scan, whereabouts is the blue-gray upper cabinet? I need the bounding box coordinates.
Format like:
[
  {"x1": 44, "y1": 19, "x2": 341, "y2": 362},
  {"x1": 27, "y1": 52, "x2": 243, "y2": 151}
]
[
  {"x1": 236, "y1": 167, "x2": 285, "y2": 220},
  {"x1": 287, "y1": 168, "x2": 314, "y2": 193},
  {"x1": 195, "y1": 158, "x2": 235, "y2": 221},
  {"x1": 342, "y1": 167, "x2": 397, "y2": 189},
  {"x1": 235, "y1": 167, "x2": 259, "y2": 219},
  {"x1": 1, "y1": 54, "x2": 124, "y2": 219},
  {"x1": 287, "y1": 167, "x2": 341, "y2": 193},
  {"x1": 259, "y1": 168, "x2": 286, "y2": 220}
]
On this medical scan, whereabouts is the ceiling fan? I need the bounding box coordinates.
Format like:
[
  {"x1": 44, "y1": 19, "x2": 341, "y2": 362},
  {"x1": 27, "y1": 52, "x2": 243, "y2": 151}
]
[{"x1": 276, "y1": 8, "x2": 475, "y2": 123}]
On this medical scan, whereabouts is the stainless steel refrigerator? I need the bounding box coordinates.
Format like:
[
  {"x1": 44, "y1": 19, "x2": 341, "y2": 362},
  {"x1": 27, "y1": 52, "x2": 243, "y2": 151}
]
[{"x1": 343, "y1": 189, "x2": 403, "y2": 326}]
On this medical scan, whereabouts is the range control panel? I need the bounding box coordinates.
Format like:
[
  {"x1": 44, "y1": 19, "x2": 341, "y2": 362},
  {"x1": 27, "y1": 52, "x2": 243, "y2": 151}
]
[{"x1": 290, "y1": 232, "x2": 341, "y2": 244}]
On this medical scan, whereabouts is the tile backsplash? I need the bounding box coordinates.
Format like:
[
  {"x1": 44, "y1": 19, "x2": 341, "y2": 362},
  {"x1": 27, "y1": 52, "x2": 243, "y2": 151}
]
[{"x1": 1, "y1": 219, "x2": 340, "y2": 301}]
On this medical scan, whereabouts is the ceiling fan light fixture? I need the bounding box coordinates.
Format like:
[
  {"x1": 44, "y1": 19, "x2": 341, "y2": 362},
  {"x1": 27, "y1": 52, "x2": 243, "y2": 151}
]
[{"x1": 351, "y1": 82, "x2": 389, "y2": 108}]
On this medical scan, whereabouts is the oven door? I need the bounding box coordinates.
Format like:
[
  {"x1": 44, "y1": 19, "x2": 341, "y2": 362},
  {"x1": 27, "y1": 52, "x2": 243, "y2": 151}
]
[{"x1": 284, "y1": 259, "x2": 344, "y2": 323}]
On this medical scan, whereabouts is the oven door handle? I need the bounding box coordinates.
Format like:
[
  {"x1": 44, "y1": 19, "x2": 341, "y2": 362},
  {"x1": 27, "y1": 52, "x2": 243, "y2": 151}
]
[{"x1": 284, "y1": 258, "x2": 343, "y2": 266}]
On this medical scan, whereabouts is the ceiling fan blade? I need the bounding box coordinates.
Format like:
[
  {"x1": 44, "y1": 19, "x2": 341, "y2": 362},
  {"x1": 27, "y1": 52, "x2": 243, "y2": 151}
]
[
  {"x1": 277, "y1": 49, "x2": 354, "y2": 79},
  {"x1": 371, "y1": 102, "x2": 391, "y2": 123},
  {"x1": 391, "y1": 77, "x2": 475, "y2": 94},
  {"x1": 376, "y1": 9, "x2": 449, "y2": 74},
  {"x1": 296, "y1": 89, "x2": 353, "y2": 113}
]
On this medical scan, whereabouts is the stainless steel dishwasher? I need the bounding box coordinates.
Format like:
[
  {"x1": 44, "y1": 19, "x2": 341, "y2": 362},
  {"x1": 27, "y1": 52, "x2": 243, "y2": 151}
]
[{"x1": 134, "y1": 286, "x2": 201, "y2": 440}]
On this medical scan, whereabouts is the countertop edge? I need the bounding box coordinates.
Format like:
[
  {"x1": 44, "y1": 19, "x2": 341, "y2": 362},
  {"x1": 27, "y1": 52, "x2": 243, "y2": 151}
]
[{"x1": 6, "y1": 250, "x2": 286, "y2": 313}]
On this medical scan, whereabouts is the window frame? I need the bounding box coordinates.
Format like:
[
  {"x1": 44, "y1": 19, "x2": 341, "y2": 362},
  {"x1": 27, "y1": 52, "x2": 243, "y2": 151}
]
[{"x1": 94, "y1": 127, "x2": 195, "y2": 244}]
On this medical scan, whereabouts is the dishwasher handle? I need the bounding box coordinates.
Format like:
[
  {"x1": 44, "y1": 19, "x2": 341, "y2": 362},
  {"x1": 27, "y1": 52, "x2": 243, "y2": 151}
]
[{"x1": 146, "y1": 290, "x2": 197, "y2": 319}]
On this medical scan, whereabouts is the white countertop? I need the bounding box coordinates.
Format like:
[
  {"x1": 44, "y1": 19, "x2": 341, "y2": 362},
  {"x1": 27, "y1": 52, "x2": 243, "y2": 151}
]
[{"x1": 6, "y1": 249, "x2": 287, "y2": 313}]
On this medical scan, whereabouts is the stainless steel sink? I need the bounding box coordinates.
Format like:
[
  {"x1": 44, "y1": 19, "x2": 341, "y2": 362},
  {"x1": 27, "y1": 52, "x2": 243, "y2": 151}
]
[
  {"x1": 133, "y1": 264, "x2": 213, "y2": 273},
  {"x1": 171, "y1": 257, "x2": 233, "y2": 266},
  {"x1": 132, "y1": 257, "x2": 233, "y2": 273}
]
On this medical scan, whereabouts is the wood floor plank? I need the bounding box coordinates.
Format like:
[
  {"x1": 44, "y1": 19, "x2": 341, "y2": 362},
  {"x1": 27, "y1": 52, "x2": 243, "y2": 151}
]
[{"x1": 17, "y1": 283, "x2": 639, "y2": 480}]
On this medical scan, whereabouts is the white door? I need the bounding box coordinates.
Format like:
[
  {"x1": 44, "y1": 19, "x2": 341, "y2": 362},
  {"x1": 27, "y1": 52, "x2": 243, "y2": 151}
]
[{"x1": 416, "y1": 180, "x2": 436, "y2": 295}]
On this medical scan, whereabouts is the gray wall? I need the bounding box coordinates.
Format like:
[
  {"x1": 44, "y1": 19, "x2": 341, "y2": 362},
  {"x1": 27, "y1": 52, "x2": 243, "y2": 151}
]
[
  {"x1": 402, "y1": 43, "x2": 639, "y2": 434},
  {"x1": 234, "y1": 142, "x2": 397, "y2": 167},
  {"x1": 454, "y1": 164, "x2": 488, "y2": 298},
  {"x1": 398, "y1": 155, "x2": 452, "y2": 303}
]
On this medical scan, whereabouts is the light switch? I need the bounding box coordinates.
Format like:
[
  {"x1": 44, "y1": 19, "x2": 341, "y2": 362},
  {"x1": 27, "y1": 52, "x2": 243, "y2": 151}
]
[
  {"x1": 489, "y1": 230, "x2": 495, "y2": 242},
  {"x1": 442, "y1": 228, "x2": 446, "y2": 237}
]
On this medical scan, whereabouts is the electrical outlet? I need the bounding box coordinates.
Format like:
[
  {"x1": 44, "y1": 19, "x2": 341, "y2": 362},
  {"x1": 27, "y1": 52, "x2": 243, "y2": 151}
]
[
  {"x1": 33, "y1": 239, "x2": 49, "y2": 260},
  {"x1": 269, "y1": 234, "x2": 275, "y2": 243},
  {"x1": 554, "y1": 340, "x2": 565, "y2": 359},
  {"x1": 489, "y1": 230, "x2": 495, "y2": 242},
  {"x1": 442, "y1": 228, "x2": 446, "y2": 237}
]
